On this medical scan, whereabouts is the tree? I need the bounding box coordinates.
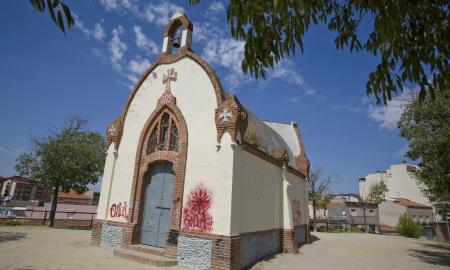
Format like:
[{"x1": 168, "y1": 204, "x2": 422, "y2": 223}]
[
  {"x1": 396, "y1": 213, "x2": 423, "y2": 238},
  {"x1": 29, "y1": 0, "x2": 74, "y2": 33},
  {"x1": 398, "y1": 90, "x2": 450, "y2": 215},
  {"x1": 308, "y1": 167, "x2": 331, "y2": 232},
  {"x1": 359, "y1": 182, "x2": 388, "y2": 232},
  {"x1": 15, "y1": 115, "x2": 105, "y2": 227},
  {"x1": 189, "y1": 0, "x2": 449, "y2": 104}
]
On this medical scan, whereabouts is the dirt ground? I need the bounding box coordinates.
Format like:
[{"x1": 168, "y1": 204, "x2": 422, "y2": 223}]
[{"x1": 0, "y1": 226, "x2": 448, "y2": 270}]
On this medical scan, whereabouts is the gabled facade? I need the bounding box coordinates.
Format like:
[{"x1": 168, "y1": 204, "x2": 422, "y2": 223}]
[{"x1": 91, "y1": 13, "x2": 310, "y2": 270}]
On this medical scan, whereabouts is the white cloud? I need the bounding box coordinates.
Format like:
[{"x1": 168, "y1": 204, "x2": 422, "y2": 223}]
[
  {"x1": 93, "y1": 23, "x2": 106, "y2": 41},
  {"x1": 367, "y1": 92, "x2": 412, "y2": 130},
  {"x1": 143, "y1": 1, "x2": 185, "y2": 27},
  {"x1": 202, "y1": 38, "x2": 247, "y2": 89},
  {"x1": 108, "y1": 26, "x2": 127, "y2": 71},
  {"x1": 305, "y1": 89, "x2": 316, "y2": 96},
  {"x1": 133, "y1": 26, "x2": 159, "y2": 55},
  {"x1": 74, "y1": 14, "x2": 106, "y2": 41},
  {"x1": 100, "y1": 0, "x2": 184, "y2": 28},
  {"x1": 129, "y1": 57, "x2": 151, "y2": 74},
  {"x1": 209, "y1": 2, "x2": 225, "y2": 13},
  {"x1": 268, "y1": 61, "x2": 305, "y2": 87}
]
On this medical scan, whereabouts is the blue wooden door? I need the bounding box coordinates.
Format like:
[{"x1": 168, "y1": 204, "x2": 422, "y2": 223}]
[{"x1": 141, "y1": 162, "x2": 175, "y2": 247}]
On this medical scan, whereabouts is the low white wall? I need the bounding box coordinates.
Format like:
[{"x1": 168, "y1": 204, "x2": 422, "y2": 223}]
[{"x1": 232, "y1": 149, "x2": 283, "y2": 234}]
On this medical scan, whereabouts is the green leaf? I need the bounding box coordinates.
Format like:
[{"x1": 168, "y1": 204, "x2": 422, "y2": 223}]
[{"x1": 57, "y1": 10, "x2": 65, "y2": 33}]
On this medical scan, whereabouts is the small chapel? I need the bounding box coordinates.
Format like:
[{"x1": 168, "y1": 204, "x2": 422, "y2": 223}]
[{"x1": 91, "y1": 12, "x2": 310, "y2": 270}]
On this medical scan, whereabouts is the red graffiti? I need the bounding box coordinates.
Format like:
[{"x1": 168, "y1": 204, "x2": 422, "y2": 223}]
[
  {"x1": 292, "y1": 200, "x2": 301, "y2": 225},
  {"x1": 182, "y1": 184, "x2": 213, "y2": 232},
  {"x1": 110, "y1": 201, "x2": 128, "y2": 220}
]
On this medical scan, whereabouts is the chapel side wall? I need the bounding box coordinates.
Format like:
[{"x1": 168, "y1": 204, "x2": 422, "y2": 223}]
[
  {"x1": 103, "y1": 57, "x2": 233, "y2": 235},
  {"x1": 284, "y1": 171, "x2": 309, "y2": 226},
  {"x1": 232, "y1": 149, "x2": 283, "y2": 234}
]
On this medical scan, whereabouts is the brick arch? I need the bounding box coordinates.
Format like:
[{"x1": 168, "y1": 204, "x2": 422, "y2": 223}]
[
  {"x1": 163, "y1": 15, "x2": 193, "y2": 37},
  {"x1": 127, "y1": 102, "x2": 188, "y2": 255}
]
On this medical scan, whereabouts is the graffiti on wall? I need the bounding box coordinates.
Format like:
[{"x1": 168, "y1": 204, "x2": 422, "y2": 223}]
[
  {"x1": 182, "y1": 184, "x2": 213, "y2": 232},
  {"x1": 110, "y1": 201, "x2": 128, "y2": 220},
  {"x1": 292, "y1": 200, "x2": 301, "y2": 225}
]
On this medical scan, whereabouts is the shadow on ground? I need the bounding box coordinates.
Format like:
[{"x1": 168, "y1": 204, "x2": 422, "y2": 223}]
[
  {"x1": 409, "y1": 242, "x2": 450, "y2": 267},
  {"x1": 0, "y1": 231, "x2": 27, "y2": 243},
  {"x1": 309, "y1": 234, "x2": 320, "y2": 244}
]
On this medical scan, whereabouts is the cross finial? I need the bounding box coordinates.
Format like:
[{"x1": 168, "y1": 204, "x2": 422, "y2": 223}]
[{"x1": 162, "y1": 68, "x2": 178, "y2": 92}]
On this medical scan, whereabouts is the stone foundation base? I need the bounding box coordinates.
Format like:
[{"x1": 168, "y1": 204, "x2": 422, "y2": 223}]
[{"x1": 91, "y1": 219, "x2": 309, "y2": 269}]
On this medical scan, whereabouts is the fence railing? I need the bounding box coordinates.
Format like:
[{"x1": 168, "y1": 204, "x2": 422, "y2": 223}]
[{"x1": 0, "y1": 209, "x2": 97, "y2": 228}]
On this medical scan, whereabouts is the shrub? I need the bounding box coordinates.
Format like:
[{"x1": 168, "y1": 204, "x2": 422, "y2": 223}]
[
  {"x1": 244, "y1": 128, "x2": 260, "y2": 148},
  {"x1": 349, "y1": 227, "x2": 365, "y2": 233},
  {"x1": 396, "y1": 213, "x2": 423, "y2": 238},
  {"x1": 4, "y1": 219, "x2": 23, "y2": 226}
]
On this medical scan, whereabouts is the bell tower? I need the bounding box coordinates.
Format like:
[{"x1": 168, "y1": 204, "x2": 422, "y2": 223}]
[{"x1": 162, "y1": 12, "x2": 193, "y2": 54}]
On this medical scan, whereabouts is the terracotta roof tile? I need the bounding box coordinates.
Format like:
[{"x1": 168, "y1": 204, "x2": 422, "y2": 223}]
[
  {"x1": 392, "y1": 198, "x2": 432, "y2": 209},
  {"x1": 58, "y1": 190, "x2": 93, "y2": 200}
]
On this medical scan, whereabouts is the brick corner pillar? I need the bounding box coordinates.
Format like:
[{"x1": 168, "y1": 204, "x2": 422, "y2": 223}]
[
  {"x1": 90, "y1": 220, "x2": 102, "y2": 246},
  {"x1": 281, "y1": 229, "x2": 299, "y2": 253},
  {"x1": 211, "y1": 235, "x2": 241, "y2": 270},
  {"x1": 164, "y1": 229, "x2": 180, "y2": 259}
]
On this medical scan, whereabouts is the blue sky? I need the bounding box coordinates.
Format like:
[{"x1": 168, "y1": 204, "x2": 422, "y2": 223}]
[{"x1": 0, "y1": 1, "x2": 412, "y2": 194}]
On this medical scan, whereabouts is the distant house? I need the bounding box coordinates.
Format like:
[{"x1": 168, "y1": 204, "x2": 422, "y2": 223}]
[
  {"x1": 0, "y1": 176, "x2": 50, "y2": 203},
  {"x1": 379, "y1": 198, "x2": 433, "y2": 232},
  {"x1": 58, "y1": 190, "x2": 94, "y2": 205},
  {"x1": 327, "y1": 195, "x2": 379, "y2": 231}
]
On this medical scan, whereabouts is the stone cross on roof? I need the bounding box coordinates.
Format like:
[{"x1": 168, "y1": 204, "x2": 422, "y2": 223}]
[{"x1": 163, "y1": 68, "x2": 178, "y2": 92}]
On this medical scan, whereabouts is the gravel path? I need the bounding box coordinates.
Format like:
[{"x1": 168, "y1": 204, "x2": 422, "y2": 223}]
[
  {"x1": 0, "y1": 226, "x2": 448, "y2": 270},
  {"x1": 252, "y1": 232, "x2": 450, "y2": 270}
]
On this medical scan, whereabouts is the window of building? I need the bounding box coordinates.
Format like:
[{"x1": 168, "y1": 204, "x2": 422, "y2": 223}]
[
  {"x1": 350, "y1": 209, "x2": 356, "y2": 216},
  {"x1": 169, "y1": 122, "x2": 178, "y2": 151},
  {"x1": 146, "y1": 111, "x2": 179, "y2": 154},
  {"x1": 159, "y1": 113, "x2": 170, "y2": 150}
]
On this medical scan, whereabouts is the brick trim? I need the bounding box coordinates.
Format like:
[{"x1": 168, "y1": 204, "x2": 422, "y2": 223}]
[
  {"x1": 241, "y1": 143, "x2": 306, "y2": 179},
  {"x1": 292, "y1": 122, "x2": 310, "y2": 177},
  {"x1": 127, "y1": 100, "x2": 188, "y2": 257},
  {"x1": 281, "y1": 229, "x2": 299, "y2": 253},
  {"x1": 163, "y1": 14, "x2": 193, "y2": 37}
]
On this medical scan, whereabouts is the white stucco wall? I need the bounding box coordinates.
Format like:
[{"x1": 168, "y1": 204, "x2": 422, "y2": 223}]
[
  {"x1": 379, "y1": 200, "x2": 406, "y2": 227},
  {"x1": 360, "y1": 164, "x2": 431, "y2": 206},
  {"x1": 232, "y1": 149, "x2": 283, "y2": 234},
  {"x1": 231, "y1": 148, "x2": 308, "y2": 234}
]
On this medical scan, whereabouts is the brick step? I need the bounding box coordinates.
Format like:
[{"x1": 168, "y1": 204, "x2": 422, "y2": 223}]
[
  {"x1": 113, "y1": 248, "x2": 177, "y2": 267},
  {"x1": 123, "y1": 244, "x2": 165, "y2": 256}
]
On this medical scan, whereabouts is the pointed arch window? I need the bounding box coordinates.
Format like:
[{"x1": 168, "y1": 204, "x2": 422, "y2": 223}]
[
  {"x1": 147, "y1": 126, "x2": 158, "y2": 154},
  {"x1": 169, "y1": 122, "x2": 178, "y2": 151},
  {"x1": 147, "y1": 111, "x2": 179, "y2": 154}
]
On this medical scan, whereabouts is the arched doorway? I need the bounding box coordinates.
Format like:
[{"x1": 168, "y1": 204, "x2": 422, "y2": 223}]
[{"x1": 141, "y1": 162, "x2": 175, "y2": 247}]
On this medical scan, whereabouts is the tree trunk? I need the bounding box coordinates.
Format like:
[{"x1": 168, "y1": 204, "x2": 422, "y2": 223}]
[
  {"x1": 313, "y1": 198, "x2": 317, "y2": 232},
  {"x1": 48, "y1": 185, "x2": 59, "y2": 227},
  {"x1": 363, "y1": 203, "x2": 368, "y2": 233}
]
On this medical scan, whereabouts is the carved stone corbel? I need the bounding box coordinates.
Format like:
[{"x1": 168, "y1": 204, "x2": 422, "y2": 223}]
[
  {"x1": 106, "y1": 115, "x2": 124, "y2": 150},
  {"x1": 215, "y1": 95, "x2": 248, "y2": 143}
]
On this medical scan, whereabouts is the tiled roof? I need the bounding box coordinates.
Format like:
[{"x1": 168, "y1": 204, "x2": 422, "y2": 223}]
[
  {"x1": 393, "y1": 198, "x2": 432, "y2": 209},
  {"x1": 58, "y1": 190, "x2": 93, "y2": 200},
  {"x1": 380, "y1": 223, "x2": 396, "y2": 233}
]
